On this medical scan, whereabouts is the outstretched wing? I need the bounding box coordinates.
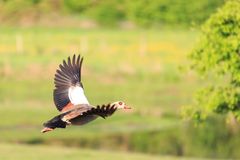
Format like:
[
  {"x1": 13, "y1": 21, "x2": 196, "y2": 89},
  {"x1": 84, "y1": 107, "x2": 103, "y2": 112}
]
[
  {"x1": 82, "y1": 104, "x2": 117, "y2": 119},
  {"x1": 62, "y1": 104, "x2": 117, "y2": 125},
  {"x1": 53, "y1": 54, "x2": 89, "y2": 112}
]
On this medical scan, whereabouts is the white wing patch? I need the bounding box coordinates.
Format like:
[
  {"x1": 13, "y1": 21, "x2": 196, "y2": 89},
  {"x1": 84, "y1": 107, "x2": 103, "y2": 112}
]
[{"x1": 68, "y1": 86, "x2": 89, "y2": 105}]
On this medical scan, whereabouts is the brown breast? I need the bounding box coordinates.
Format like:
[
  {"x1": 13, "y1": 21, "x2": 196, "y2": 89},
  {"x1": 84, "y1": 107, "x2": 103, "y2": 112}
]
[{"x1": 62, "y1": 104, "x2": 92, "y2": 121}]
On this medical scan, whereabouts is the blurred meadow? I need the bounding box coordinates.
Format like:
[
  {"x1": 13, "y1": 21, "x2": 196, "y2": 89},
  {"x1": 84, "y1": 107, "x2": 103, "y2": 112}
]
[{"x1": 0, "y1": 0, "x2": 240, "y2": 159}]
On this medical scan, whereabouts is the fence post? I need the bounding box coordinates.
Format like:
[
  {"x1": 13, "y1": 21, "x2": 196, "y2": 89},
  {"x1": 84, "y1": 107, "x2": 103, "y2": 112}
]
[
  {"x1": 80, "y1": 36, "x2": 88, "y2": 54},
  {"x1": 16, "y1": 34, "x2": 23, "y2": 54},
  {"x1": 139, "y1": 34, "x2": 147, "y2": 56}
]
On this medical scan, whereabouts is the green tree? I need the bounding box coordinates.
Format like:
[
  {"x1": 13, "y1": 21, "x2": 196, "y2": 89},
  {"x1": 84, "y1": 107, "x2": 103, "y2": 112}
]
[
  {"x1": 63, "y1": 0, "x2": 91, "y2": 13},
  {"x1": 183, "y1": 0, "x2": 240, "y2": 121},
  {"x1": 125, "y1": 0, "x2": 223, "y2": 27}
]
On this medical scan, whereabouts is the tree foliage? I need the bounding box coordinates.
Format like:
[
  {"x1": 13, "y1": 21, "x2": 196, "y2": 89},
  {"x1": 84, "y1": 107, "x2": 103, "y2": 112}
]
[
  {"x1": 185, "y1": 0, "x2": 240, "y2": 121},
  {"x1": 125, "y1": 0, "x2": 223, "y2": 27},
  {"x1": 0, "y1": 0, "x2": 224, "y2": 27}
]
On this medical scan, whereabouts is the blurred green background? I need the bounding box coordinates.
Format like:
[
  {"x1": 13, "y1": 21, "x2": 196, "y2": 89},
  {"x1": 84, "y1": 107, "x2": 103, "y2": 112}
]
[{"x1": 0, "y1": 0, "x2": 239, "y2": 159}]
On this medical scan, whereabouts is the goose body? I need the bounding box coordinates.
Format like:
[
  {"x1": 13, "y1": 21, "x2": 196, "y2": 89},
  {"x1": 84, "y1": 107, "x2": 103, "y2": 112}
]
[{"x1": 41, "y1": 55, "x2": 130, "y2": 133}]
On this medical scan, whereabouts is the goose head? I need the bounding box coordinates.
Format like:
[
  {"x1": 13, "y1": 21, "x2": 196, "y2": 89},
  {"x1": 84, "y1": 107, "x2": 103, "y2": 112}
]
[{"x1": 111, "y1": 101, "x2": 131, "y2": 110}]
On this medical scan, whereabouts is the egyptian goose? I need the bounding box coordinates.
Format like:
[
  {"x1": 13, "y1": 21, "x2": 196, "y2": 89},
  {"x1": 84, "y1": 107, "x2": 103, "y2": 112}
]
[{"x1": 41, "y1": 54, "x2": 130, "y2": 133}]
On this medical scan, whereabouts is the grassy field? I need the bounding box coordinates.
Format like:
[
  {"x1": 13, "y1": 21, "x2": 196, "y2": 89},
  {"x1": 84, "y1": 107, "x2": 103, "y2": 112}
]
[
  {"x1": 0, "y1": 143, "x2": 207, "y2": 160},
  {"x1": 0, "y1": 27, "x2": 228, "y2": 159}
]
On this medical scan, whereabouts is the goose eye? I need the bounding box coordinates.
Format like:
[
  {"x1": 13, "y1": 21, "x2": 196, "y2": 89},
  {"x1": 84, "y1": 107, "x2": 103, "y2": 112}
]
[{"x1": 118, "y1": 102, "x2": 123, "y2": 105}]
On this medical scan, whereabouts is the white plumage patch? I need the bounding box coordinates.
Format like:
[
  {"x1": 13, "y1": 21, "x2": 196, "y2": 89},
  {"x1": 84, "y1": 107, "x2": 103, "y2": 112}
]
[{"x1": 68, "y1": 86, "x2": 89, "y2": 105}]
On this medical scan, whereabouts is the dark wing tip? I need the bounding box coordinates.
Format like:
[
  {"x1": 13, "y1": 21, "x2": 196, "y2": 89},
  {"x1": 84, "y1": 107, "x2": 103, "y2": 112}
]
[{"x1": 82, "y1": 104, "x2": 117, "y2": 119}]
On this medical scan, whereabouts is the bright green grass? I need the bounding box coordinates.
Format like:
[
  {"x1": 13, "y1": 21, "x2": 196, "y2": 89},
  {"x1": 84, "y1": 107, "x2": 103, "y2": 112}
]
[{"x1": 0, "y1": 143, "x2": 204, "y2": 160}]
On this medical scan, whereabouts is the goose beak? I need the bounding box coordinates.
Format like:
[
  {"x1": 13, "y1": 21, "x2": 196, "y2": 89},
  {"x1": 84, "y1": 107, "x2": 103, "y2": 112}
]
[
  {"x1": 41, "y1": 127, "x2": 54, "y2": 133},
  {"x1": 124, "y1": 105, "x2": 131, "y2": 109}
]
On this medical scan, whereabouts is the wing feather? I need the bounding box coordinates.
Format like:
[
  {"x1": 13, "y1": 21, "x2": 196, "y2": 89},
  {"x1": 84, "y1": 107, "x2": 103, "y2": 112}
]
[
  {"x1": 53, "y1": 54, "x2": 87, "y2": 112},
  {"x1": 82, "y1": 104, "x2": 117, "y2": 119},
  {"x1": 65, "y1": 104, "x2": 117, "y2": 125}
]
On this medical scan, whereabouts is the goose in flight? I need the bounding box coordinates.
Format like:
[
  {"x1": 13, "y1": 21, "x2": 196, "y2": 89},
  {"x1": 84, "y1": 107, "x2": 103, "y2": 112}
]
[{"x1": 41, "y1": 54, "x2": 131, "y2": 133}]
